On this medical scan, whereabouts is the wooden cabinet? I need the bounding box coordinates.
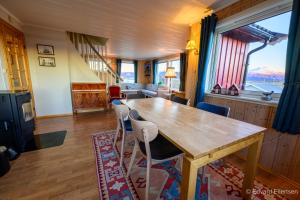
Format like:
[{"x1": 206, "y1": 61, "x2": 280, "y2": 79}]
[
  {"x1": 71, "y1": 83, "x2": 107, "y2": 113},
  {"x1": 205, "y1": 95, "x2": 300, "y2": 184},
  {"x1": 0, "y1": 18, "x2": 32, "y2": 91}
]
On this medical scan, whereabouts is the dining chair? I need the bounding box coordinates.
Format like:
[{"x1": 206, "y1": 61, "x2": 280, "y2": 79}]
[
  {"x1": 170, "y1": 95, "x2": 190, "y2": 105},
  {"x1": 196, "y1": 102, "x2": 230, "y2": 117},
  {"x1": 112, "y1": 102, "x2": 133, "y2": 167},
  {"x1": 127, "y1": 109, "x2": 183, "y2": 200}
]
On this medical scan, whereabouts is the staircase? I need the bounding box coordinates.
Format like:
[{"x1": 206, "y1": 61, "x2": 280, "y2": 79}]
[{"x1": 67, "y1": 31, "x2": 122, "y2": 87}]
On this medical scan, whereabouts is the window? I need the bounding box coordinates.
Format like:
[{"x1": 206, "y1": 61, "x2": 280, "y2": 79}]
[
  {"x1": 211, "y1": 11, "x2": 291, "y2": 94},
  {"x1": 156, "y1": 59, "x2": 180, "y2": 90},
  {"x1": 120, "y1": 61, "x2": 135, "y2": 83},
  {"x1": 157, "y1": 62, "x2": 167, "y2": 86}
]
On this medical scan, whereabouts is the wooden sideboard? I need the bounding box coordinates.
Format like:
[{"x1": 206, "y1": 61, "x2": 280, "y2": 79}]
[
  {"x1": 205, "y1": 95, "x2": 300, "y2": 185},
  {"x1": 71, "y1": 83, "x2": 107, "y2": 113}
]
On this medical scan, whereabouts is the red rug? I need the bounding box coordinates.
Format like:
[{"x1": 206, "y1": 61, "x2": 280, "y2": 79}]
[{"x1": 92, "y1": 131, "x2": 286, "y2": 200}]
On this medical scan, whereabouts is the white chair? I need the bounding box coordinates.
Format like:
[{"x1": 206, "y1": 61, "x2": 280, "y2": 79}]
[
  {"x1": 112, "y1": 101, "x2": 132, "y2": 167},
  {"x1": 127, "y1": 109, "x2": 183, "y2": 200}
]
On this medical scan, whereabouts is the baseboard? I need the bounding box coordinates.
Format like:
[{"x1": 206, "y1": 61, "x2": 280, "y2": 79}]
[{"x1": 36, "y1": 113, "x2": 73, "y2": 119}]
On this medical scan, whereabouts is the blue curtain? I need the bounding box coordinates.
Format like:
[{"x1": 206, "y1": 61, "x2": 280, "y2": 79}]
[
  {"x1": 152, "y1": 59, "x2": 158, "y2": 84},
  {"x1": 116, "y1": 58, "x2": 122, "y2": 83},
  {"x1": 179, "y1": 53, "x2": 186, "y2": 91},
  {"x1": 134, "y1": 60, "x2": 138, "y2": 83},
  {"x1": 194, "y1": 14, "x2": 217, "y2": 106},
  {"x1": 273, "y1": 0, "x2": 300, "y2": 134}
]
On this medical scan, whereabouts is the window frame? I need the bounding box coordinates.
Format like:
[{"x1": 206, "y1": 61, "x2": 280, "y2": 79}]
[
  {"x1": 155, "y1": 56, "x2": 180, "y2": 90},
  {"x1": 207, "y1": 0, "x2": 292, "y2": 99},
  {"x1": 120, "y1": 60, "x2": 135, "y2": 83}
]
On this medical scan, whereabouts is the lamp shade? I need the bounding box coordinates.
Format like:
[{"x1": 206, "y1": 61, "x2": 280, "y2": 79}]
[
  {"x1": 165, "y1": 67, "x2": 176, "y2": 78},
  {"x1": 185, "y1": 40, "x2": 197, "y2": 50}
]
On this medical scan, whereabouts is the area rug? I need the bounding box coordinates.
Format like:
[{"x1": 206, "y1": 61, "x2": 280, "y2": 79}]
[
  {"x1": 25, "y1": 130, "x2": 67, "y2": 152},
  {"x1": 92, "y1": 130, "x2": 286, "y2": 200}
]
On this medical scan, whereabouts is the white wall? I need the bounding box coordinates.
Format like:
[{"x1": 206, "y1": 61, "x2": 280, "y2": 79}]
[
  {"x1": 68, "y1": 42, "x2": 100, "y2": 82},
  {"x1": 24, "y1": 26, "x2": 99, "y2": 117}
]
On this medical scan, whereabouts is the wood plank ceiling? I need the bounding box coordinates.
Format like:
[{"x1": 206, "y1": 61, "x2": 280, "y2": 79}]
[{"x1": 0, "y1": 0, "x2": 238, "y2": 59}]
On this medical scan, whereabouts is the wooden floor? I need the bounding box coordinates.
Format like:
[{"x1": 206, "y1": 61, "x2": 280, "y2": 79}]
[{"x1": 0, "y1": 110, "x2": 299, "y2": 200}]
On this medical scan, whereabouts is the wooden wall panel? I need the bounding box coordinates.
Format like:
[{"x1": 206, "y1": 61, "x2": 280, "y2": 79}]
[
  {"x1": 272, "y1": 133, "x2": 297, "y2": 177},
  {"x1": 204, "y1": 95, "x2": 300, "y2": 184}
]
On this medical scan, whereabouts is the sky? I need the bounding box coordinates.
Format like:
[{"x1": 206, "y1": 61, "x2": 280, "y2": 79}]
[{"x1": 247, "y1": 11, "x2": 292, "y2": 75}]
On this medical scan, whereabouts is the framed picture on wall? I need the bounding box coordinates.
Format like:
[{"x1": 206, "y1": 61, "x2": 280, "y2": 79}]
[
  {"x1": 37, "y1": 44, "x2": 54, "y2": 55},
  {"x1": 144, "y1": 62, "x2": 151, "y2": 76},
  {"x1": 38, "y1": 56, "x2": 56, "y2": 67}
]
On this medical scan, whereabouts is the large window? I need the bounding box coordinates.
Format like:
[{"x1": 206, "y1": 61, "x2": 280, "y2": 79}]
[
  {"x1": 211, "y1": 11, "x2": 291, "y2": 94},
  {"x1": 156, "y1": 59, "x2": 180, "y2": 90},
  {"x1": 120, "y1": 61, "x2": 135, "y2": 83}
]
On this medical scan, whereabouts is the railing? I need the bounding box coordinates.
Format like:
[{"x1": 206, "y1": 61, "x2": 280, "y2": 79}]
[{"x1": 67, "y1": 32, "x2": 122, "y2": 87}]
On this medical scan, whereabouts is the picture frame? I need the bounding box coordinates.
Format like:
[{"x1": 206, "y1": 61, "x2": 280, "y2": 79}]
[
  {"x1": 144, "y1": 62, "x2": 151, "y2": 76},
  {"x1": 37, "y1": 44, "x2": 54, "y2": 55},
  {"x1": 38, "y1": 56, "x2": 56, "y2": 67}
]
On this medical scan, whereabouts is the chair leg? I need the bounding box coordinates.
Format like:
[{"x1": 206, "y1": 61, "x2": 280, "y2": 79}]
[
  {"x1": 113, "y1": 123, "x2": 120, "y2": 147},
  {"x1": 178, "y1": 156, "x2": 183, "y2": 172},
  {"x1": 145, "y1": 158, "x2": 152, "y2": 200},
  {"x1": 127, "y1": 141, "x2": 138, "y2": 177},
  {"x1": 119, "y1": 130, "x2": 126, "y2": 167}
]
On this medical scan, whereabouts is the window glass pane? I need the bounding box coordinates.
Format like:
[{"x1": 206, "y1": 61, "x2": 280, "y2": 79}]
[
  {"x1": 245, "y1": 12, "x2": 290, "y2": 93},
  {"x1": 213, "y1": 11, "x2": 291, "y2": 93},
  {"x1": 157, "y1": 62, "x2": 167, "y2": 86},
  {"x1": 171, "y1": 60, "x2": 180, "y2": 90},
  {"x1": 121, "y1": 62, "x2": 135, "y2": 83}
]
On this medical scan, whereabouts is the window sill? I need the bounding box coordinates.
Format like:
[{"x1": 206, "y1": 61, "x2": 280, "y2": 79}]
[{"x1": 205, "y1": 93, "x2": 279, "y2": 107}]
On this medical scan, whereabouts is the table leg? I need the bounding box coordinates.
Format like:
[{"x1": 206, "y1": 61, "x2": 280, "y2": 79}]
[
  {"x1": 242, "y1": 132, "x2": 264, "y2": 199},
  {"x1": 180, "y1": 156, "x2": 198, "y2": 200}
]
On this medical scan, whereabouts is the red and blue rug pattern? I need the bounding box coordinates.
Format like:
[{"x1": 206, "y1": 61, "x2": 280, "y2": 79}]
[{"x1": 92, "y1": 131, "x2": 286, "y2": 200}]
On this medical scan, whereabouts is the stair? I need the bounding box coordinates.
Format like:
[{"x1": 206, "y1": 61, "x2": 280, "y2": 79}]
[{"x1": 66, "y1": 32, "x2": 122, "y2": 87}]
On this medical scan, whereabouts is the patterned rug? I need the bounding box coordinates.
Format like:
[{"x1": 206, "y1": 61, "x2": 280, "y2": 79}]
[{"x1": 92, "y1": 131, "x2": 286, "y2": 200}]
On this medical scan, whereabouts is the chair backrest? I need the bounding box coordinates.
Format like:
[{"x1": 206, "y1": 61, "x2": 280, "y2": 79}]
[
  {"x1": 114, "y1": 104, "x2": 130, "y2": 121},
  {"x1": 129, "y1": 110, "x2": 158, "y2": 142},
  {"x1": 109, "y1": 85, "x2": 121, "y2": 98},
  {"x1": 196, "y1": 102, "x2": 230, "y2": 117},
  {"x1": 170, "y1": 95, "x2": 189, "y2": 105}
]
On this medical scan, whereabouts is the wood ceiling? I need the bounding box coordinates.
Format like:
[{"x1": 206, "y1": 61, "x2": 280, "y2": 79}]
[{"x1": 0, "y1": 0, "x2": 238, "y2": 60}]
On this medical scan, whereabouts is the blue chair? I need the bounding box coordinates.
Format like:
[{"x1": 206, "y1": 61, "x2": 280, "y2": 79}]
[
  {"x1": 112, "y1": 99, "x2": 122, "y2": 106},
  {"x1": 196, "y1": 102, "x2": 230, "y2": 117}
]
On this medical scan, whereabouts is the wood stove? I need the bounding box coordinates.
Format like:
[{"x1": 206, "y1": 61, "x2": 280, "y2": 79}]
[{"x1": 0, "y1": 91, "x2": 35, "y2": 153}]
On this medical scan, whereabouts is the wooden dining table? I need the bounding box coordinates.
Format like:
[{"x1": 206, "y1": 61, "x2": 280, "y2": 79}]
[{"x1": 121, "y1": 97, "x2": 266, "y2": 200}]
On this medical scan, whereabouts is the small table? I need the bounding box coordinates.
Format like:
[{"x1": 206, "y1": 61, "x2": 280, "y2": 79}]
[{"x1": 121, "y1": 97, "x2": 265, "y2": 200}]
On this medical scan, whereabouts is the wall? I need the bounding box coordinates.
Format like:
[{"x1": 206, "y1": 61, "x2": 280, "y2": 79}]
[
  {"x1": 68, "y1": 41, "x2": 100, "y2": 83},
  {"x1": 24, "y1": 26, "x2": 73, "y2": 117},
  {"x1": 23, "y1": 26, "x2": 148, "y2": 117},
  {"x1": 205, "y1": 95, "x2": 300, "y2": 185},
  {"x1": 185, "y1": 23, "x2": 201, "y2": 105},
  {"x1": 215, "y1": 0, "x2": 267, "y2": 21}
]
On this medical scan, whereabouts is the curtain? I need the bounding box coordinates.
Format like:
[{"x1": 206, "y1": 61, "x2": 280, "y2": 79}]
[
  {"x1": 273, "y1": 0, "x2": 300, "y2": 134},
  {"x1": 152, "y1": 59, "x2": 158, "y2": 84},
  {"x1": 194, "y1": 14, "x2": 218, "y2": 106},
  {"x1": 134, "y1": 60, "x2": 138, "y2": 83},
  {"x1": 116, "y1": 58, "x2": 122, "y2": 83},
  {"x1": 179, "y1": 52, "x2": 187, "y2": 91}
]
